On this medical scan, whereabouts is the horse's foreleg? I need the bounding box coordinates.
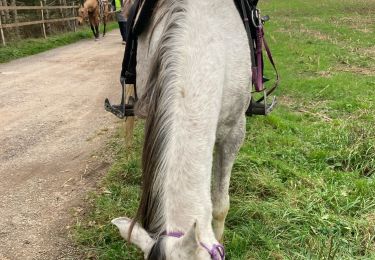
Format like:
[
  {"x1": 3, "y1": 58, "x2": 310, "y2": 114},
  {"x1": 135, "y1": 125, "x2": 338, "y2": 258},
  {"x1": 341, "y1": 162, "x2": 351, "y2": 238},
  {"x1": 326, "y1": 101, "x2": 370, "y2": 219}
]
[
  {"x1": 212, "y1": 117, "x2": 246, "y2": 241},
  {"x1": 88, "y1": 15, "x2": 97, "y2": 39},
  {"x1": 90, "y1": 23, "x2": 96, "y2": 38},
  {"x1": 90, "y1": 14, "x2": 99, "y2": 39},
  {"x1": 103, "y1": 18, "x2": 107, "y2": 37},
  {"x1": 103, "y1": 7, "x2": 108, "y2": 37},
  {"x1": 95, "y1": 24, "x2": 99, "y2": 39}
]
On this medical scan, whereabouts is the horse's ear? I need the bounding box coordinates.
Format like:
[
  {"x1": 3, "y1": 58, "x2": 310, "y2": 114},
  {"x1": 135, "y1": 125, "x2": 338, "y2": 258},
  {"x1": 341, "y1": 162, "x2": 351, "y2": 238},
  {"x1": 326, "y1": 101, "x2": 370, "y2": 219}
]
[
  {"x1": 180, "y1": 221, "x2": 200, "y2": 251},
  {"x1": 112, "y1": 217, "x2": 155, "y2": 257}
]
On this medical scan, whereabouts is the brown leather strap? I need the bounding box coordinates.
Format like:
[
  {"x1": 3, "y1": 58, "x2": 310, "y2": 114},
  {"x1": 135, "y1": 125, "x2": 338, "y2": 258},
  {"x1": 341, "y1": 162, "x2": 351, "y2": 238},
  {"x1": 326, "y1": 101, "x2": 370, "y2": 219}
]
[{"x1": 256, "y1": 27, "x2": 280, "y2": 102}]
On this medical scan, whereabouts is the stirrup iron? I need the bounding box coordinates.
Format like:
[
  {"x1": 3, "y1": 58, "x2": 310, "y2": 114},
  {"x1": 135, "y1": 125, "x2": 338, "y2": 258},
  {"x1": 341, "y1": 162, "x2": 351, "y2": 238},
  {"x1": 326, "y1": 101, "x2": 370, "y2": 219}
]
[
  {"x1": 246, "y1": 91, "x2": 277, "y2": 116},
  {"x1": 104, "y1": 81, "x2": 135, "y2": 119}
]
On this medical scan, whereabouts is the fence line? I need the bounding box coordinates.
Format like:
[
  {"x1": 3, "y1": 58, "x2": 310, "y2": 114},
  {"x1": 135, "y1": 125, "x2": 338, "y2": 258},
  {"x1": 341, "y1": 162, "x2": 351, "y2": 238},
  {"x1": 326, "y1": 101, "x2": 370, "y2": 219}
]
[
  {"x1": 0, "y1": 3, "x2": 80, "y2": 46},
  {"x1": 0, "y1": 6, "x2": 78, "y2": 11},
  {"x1": 0, "y1": 16, "x2": 77, "y2": 28}
]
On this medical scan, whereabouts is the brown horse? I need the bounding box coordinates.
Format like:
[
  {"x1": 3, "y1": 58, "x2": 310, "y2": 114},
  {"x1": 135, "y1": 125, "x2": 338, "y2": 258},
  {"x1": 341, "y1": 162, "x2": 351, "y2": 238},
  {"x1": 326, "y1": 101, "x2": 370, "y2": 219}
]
[{"x1": 77, "y1": 0, "x2": 109, "y2": 40}]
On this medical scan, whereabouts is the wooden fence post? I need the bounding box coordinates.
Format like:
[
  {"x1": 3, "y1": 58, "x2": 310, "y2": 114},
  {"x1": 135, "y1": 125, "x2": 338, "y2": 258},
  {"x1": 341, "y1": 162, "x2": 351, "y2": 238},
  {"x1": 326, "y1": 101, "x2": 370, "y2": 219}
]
[
  {"x1": 40, "y1": 1, "x2": 46, "y2": 38},
  {"x1": 0, "y1": 13, "x2": 5, "y2": 46},
  {"x1": 72, "y1": 2, "x2": 76, "y2": 32}
]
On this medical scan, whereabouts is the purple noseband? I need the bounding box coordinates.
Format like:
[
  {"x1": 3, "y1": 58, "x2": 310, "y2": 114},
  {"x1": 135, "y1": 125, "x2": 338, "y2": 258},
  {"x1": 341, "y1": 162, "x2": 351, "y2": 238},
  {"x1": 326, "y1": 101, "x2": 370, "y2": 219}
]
[{"x1": 166, "y1": 232, "x2": 225, "y2": 260}]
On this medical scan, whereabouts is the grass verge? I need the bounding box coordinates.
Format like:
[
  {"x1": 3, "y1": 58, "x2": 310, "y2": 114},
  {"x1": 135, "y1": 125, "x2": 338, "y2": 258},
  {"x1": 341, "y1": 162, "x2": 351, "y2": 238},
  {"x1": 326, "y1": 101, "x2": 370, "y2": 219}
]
[
  {"x1": 0, "y1": 22, "x2": 119, "y2": 64},
  {"x1": 74, "y1": 0, "x2": 375, "y2": 259}
]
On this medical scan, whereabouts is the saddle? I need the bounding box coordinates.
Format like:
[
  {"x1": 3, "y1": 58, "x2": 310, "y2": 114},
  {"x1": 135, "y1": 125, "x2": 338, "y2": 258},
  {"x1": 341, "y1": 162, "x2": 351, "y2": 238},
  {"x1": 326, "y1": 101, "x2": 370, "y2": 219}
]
[{"x1": 105, "y1": 0, "x2": 279, "y2": 119}]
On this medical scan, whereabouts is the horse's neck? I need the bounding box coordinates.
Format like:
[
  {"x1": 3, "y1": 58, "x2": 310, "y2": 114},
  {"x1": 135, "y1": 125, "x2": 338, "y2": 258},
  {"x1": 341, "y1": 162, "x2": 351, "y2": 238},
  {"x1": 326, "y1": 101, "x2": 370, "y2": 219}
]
[{"x1": 139, "y1": 0, "x2": 225, "y2": 244}]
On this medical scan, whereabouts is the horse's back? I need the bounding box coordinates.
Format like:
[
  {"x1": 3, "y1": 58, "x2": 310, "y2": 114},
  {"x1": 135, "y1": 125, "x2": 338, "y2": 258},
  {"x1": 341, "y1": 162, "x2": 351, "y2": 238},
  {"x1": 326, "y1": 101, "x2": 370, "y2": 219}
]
[
  {"x1": 136, "y1": 0, "x2": 250, "y2": 131},
  {"x1": 187, "y1": 0, "x2": 251, "y2": 135}
]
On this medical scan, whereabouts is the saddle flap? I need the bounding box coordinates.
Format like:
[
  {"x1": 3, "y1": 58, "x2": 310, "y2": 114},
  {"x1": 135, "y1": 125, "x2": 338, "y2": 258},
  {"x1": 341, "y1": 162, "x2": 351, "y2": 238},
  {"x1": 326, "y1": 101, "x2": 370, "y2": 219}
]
[{"x1": 133, "y1": 0, "x2": 158, "y2": 35}]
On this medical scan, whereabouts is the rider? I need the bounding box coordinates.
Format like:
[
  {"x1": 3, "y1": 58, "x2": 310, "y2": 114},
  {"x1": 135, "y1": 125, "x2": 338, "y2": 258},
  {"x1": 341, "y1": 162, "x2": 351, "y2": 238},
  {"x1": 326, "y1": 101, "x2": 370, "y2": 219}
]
[{"x1": 112, "y1": 0, "x2": 127, "y2": 44}]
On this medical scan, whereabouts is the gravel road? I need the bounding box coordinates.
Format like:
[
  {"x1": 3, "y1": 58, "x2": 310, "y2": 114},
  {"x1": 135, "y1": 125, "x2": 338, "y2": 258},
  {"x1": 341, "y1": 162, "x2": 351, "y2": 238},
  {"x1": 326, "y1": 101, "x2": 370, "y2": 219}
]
[{"x1": 0, "y1": 31, "x2": 124, "y2": 259}]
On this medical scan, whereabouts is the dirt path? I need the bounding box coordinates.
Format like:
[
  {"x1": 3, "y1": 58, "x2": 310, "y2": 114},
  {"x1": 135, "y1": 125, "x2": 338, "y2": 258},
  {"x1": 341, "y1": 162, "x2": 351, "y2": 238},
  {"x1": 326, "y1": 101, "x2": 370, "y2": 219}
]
[{"x1": 0, "y1": 31, "x2": 124, "y2": 259}]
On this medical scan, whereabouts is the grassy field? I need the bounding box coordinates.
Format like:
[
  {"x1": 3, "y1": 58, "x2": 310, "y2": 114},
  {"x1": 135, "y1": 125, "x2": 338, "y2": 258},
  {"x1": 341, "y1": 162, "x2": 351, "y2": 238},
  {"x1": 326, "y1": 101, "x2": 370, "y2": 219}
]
[
  {"x1": 74, "y1": 0, "x2": 375, "y2": 259},
  {"x1": 0, "y1": 22, "x2": 119, "y2": 64}
]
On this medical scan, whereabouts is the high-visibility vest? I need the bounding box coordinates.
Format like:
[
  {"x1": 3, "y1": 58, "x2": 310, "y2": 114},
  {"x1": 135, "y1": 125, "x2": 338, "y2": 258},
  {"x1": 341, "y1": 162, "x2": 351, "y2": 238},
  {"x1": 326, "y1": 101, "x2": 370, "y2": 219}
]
[{"x1": 115, "y1": 0, "x2": 122, "y2": 10}]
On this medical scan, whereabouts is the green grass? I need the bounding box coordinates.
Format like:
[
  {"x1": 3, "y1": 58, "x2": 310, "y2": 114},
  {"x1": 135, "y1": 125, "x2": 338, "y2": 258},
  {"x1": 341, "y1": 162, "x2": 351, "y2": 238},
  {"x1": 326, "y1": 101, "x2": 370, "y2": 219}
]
[
  {"x1": 0, "y1": 22, "x2": 119, "y2": 63},
  {"x1": 74, "y1": 0, "x2": 375, "y2": 259}
]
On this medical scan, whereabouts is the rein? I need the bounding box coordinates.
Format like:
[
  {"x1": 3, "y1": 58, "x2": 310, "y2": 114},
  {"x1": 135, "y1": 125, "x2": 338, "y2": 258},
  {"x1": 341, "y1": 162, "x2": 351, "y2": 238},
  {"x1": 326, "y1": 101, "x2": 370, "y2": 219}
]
[
  {"x1": 166, "y1": 232, "x2": 225, "y2": 260},
  {"x1": 239, "y1": 0, "x2": 279, "y2": 97}
]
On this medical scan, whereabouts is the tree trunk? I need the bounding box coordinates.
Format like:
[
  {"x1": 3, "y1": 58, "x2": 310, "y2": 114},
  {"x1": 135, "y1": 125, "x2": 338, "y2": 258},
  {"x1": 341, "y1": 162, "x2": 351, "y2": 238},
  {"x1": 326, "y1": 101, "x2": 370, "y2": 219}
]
[
  {"x1": 10, "y1": 0, "x2": 20, "y2": 38},
  {"x1": 0, "y1": 3, "x2": 5, "y2": 46},
  {"x1": 58, "y1": 0, "x2": 64, "y2": 31},
  {"x1": 2, "y1": 0, "x2": 10, "y2": 23},
  {"x1": 0, "y1": 1, "x2": 3, "y2": 23},
  {"x1": 43, "y1": 0, "x2": 51, "y2": 34}
]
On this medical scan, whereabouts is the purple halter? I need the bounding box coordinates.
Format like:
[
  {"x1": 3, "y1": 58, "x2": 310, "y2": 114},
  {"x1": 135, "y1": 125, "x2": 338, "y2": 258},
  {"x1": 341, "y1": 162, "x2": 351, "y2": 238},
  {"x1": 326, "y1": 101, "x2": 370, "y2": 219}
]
[{"x1": 166, "y1": 232, "x2": 225, "y2": 260}]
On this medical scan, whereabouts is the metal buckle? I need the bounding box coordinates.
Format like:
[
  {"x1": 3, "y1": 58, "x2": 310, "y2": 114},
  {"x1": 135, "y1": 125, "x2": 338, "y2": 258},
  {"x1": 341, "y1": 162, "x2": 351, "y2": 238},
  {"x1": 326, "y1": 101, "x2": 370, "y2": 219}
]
[
  {"x1": 251, "y1": 8, "x2": 270, "y2": 27},
  {"x1": 251, "y1": 8, "x2": 262, "y2": 28}
]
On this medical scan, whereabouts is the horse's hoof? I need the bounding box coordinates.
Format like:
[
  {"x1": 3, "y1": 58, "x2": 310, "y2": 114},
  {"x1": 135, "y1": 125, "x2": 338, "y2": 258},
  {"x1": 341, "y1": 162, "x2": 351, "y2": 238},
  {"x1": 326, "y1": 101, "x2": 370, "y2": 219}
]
[{"x1": 95, "y1": 38, "x2": 99, "y2": 41}]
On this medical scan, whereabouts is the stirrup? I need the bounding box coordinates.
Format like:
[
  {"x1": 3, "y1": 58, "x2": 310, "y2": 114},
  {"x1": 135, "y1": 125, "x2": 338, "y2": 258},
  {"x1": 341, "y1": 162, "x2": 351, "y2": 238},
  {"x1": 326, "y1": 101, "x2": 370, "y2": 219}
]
[
  {"x1": 104, "y1": 81, "x2": 135, "y2": 119},
  {"x1": 246, "y1": 91, "x2": 277, "y2": 116},
  {"x1": 104, "y1": 99, "x2": 134, "y2": 118}
]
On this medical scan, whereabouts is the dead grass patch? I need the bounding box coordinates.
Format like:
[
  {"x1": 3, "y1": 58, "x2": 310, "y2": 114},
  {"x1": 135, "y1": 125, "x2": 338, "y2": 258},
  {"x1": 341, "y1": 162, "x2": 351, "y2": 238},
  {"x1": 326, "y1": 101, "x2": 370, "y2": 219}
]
[
  {"x1": 299, "y1": 28, "x2": 331, "y2": 41},
  {"x1": 361, "y1": 213, "x2": 375, "y2": 252},
  {"x1": 316, "y1": 70, "x2": 333, "y2": 78},
  {"x1": 336, "y1": 65, "x2": 375, "y2": 76},
  {"x1": 361, "y1": 47, "x2": 375, "y2": 58},
  {"x1": 298, "y1": 108, "x2": 333, "y2": 122},
  {"x1": 276, "y1": 27, "x2": 340, "y2": 45},
  {"x1": 280, "y1": 96, "x2": 334, "y2": 122},
  {"x1": 279, "y1": 95, "x2": 298, "y2": 108},
  {"x1": 331, "y1": 16, "x2": 374, "y2": 33}
]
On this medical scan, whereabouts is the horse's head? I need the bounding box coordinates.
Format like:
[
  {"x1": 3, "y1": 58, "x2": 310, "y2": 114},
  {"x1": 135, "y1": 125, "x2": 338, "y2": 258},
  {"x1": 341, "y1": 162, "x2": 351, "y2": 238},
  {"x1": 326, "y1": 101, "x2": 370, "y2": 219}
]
[
  {"x1": 77, "y1": 5, "x2": 88, "y2": 25},
  {"x1": 112, "y1": 218, "x2": 215, "y2": 260}
]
